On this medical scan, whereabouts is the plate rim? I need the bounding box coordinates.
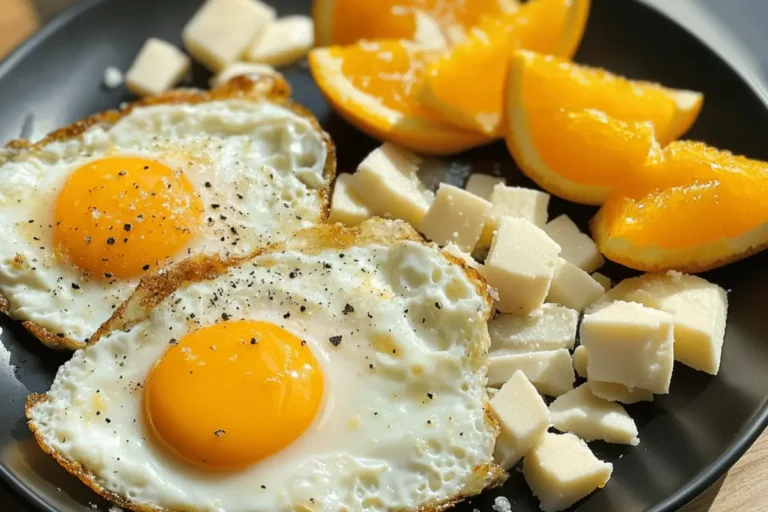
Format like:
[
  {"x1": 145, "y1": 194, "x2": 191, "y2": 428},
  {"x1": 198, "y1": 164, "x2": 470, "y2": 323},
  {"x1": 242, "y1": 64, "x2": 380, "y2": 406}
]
[{"x1": 0, "y1": 0, "x2": 767, "y2": 511}]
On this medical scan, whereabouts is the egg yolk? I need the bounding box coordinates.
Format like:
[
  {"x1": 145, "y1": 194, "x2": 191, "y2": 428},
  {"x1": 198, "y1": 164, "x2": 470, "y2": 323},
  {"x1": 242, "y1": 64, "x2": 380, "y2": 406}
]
[
  {"x1": 144, "y1": 320, "x2": 324, "y2": 471},
  {"x1": 53, "y1": 156, "x2": 203, "y2": 279}
]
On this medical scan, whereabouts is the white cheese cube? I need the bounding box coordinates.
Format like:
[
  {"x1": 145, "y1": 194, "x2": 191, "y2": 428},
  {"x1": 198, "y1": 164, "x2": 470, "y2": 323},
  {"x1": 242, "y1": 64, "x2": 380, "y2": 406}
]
[
  {"x1": 247, "y1": 15, "x2": 314, "y2": 67},
  {"x1": 490, "y1": 371, "x2": 550, "y2": 469},
  {"x1": 350, "y1": 143, "x2": 433, "y2": 227},
  {"x1": 592, "y1": 272, "x2": 612, "y2": 292},
  {"x1": 588, "y1": 381, "x2": 653, "y2": 404},
  {"x1": 328, "y1": 174, "x2": 371, "y2": 226},
  {"x1": 573, "y1": 345, "x2": 588, "y2": 379},
  {"x1": 420, "y1": 184, "x2": 491, "y2": 252},
  {"x1": 483, "y1": 217, "x2": 561, "y2": 315},
  {"x1": 580, "y1": 301, "x2": 674, "y2": 394},
  {"x1": 488, "y1": 349, "x2": 574, "y2": 396},
  {"x1": 413, "y1": 10, "x2": 449, "y2": 50},
  {"x1": 442, "y1": 242, "x2": 482, "y2": 271},
  {"x1": 479, "y1": 184, "x2": 550, "y2": 248},
  {"x1": 549, "y1": 384, "x2": 639, "y2": 446},
  {"x1": 182, "y1": 0, "x2": 275, "y2": 72},
  {"x1": 125, "y1": 39, "x2": 190, "y2": 97},
  {"x1": 210, "y1": 61, "x2": 277, "y2": 87},
  {"x1": 465, "y1": 173, "x2": 505, "y2": 200},
  {"x1": 543, "y1": 214, "x2": 604, "y2": 272},
  {"x1": 592, "y1": 271, "x2": 727, "y2": 375},
  {"x1": 524, "y1": 432, "x2": 613, "y2": 512},
  {"x1": 546, "y1": 258, "x2": 605, "y2": 312},
  {"x1": 489, "y1": 304, "x2": 578, "y2": 354}
]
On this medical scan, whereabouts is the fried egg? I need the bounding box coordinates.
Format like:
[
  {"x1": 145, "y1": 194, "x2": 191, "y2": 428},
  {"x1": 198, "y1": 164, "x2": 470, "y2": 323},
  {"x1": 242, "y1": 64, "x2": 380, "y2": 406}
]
[
  {"x1": 27, "y1": 219, "x2": 503, "y2": 511},
  {"x1": 0, "y1": 75, "x2": 333, "y2": 348}
]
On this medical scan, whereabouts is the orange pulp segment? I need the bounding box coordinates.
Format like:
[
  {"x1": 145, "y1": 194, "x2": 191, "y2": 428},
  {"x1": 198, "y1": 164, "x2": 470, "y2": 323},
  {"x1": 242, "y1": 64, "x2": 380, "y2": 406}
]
[
  {"x1": 592, "y1": 141, "x2": 768, "y2": 272},
  {"x1": 417, "y1": 0, "x2": 590, "y2": 135},
  {"x1": 509, "y1": 50, "x2": 702, "y2": 145},
  {"x1": 313, "y1": 0, "x2": 519, "y2": 47},
  {"x1": 309, "y1": 40, "x2": 493, "y2": 155}
]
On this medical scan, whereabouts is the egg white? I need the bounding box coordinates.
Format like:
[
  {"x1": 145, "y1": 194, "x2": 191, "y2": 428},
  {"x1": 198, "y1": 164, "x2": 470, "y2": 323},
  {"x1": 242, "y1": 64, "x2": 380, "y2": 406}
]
[
  {"x1": 28, "y1": 226, "x2": 499, "y2": 511},
  {"x1": 0, "y1": 99, "x2": 329, "y2": 345}
]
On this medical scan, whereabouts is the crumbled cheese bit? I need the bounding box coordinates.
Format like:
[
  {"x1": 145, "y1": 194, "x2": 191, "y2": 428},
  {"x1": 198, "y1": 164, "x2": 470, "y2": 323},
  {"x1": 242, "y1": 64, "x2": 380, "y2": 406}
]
[
  {"x1": 488, "y1": 349, "x2": 574, "y2": 396},
  {"x1": 489, "y1": 303, "x2": 578, "y2": 354},
  {"x1": 464, "y1": 173, "x2": 505, "y2": 200},
  {"x1": 103, "y1": 67, "x2": 124, "y2": 88},
  {"x1": 328, "y1": 174, "x2": 371, "y2": 226},
  {"x1": 247, "y1": 15, "x2": 314, "y2": 67},
  {"x1": 420, "y1": 183, "x2": 491, "y2": 252},
  {"x1": 543, "y1": 214, "x2": 604, "y2": 272},
  {"x1": 546, "y1": 258, "x2": 605, "y2": 312},
  {"x1": 210, "y1": 61, "x2": 277, "y2": 87},
  {"x1": 125, "y1": 38, "x2": 190, "y2": 96},
  {"x1": 588, "y1": 380, "x2": 653, "y2": 404},
  {"x1": 572, "y1": 345, "x2": 588, "y2": 378},
  {"x1": 479, "y1": 184, "x2": 550, "y2": 248}
]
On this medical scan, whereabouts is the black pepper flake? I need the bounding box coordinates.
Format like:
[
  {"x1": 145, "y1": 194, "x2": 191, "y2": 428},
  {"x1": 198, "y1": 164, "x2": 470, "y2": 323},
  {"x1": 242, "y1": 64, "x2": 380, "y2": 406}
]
[
  {"x1": 427, "y1": 392, "x2": 434, "y2": 399},
  {"x1": 104, "y1": 272, "x2": 113, "y2": 279},
  {"x1": 435, "y1": 302, "x2": 442, "y2": 309},
  {"x1": 106, "y1": 237, "x2": 116, "y2": 245},
  {"x1": 214, "y1": 429, "x2": 226, "y2": 437},
  {"x1": 283, "y1": 312, "x2": 291, "y2": 319},
  {"x1": 300, "y1": 305, "x2": 306, "y2": 313},
  {"x1": 211, "y1": 204, "x2": 220, "y2": 209},
  {"x1": 289, "y1": 271, "x2": 297, "y2": 279},
  {"x1": 169, "y1": 338, "x2": 178, "y2": 345},
  {"x1": 221, "y1": 312, "x2": 230, "y2": 321},
  {"x1": 343, "y1": 303, "x2": 355, "y2": 315},
  {"x1": 329, "y1": 335, "x2": 342, "y2": 347},
  {"x1": 71, "y1": 283, "x2": 80, "y2": 290},
  {"x1": 143, "y1": 264, "x2": 150, "y2": 271},
  {"x1": 230, "y1": 227, "x2": 238, "y2": 235},
  {"x1": 118, "y1": 170, "x2": 127, "y2": 176},
  {"x1": 105, "y1": 418, "x2": 112, "y2": 424},
  {"x1": 323, "y1": 263, "x2": 332, "y2": 269},
  {"x1": 300, "y1": 340, "x2": 307, "y2": 346},
  {"x1": 250, "y1": 338, "x2": 258, "y2": 345},
  {"x1": 261, "y1": 485, "x2": 266, "y2": 489},
  {"x1": 204, "y1": 182, "x2": 212, "y2": 188},
  {"x1": 236, "y1": 194, "x2": 244, "y2": 200},
  {"x1": 123, "y1": 223, "x2": 132, "y2": 232},
  {"x1": 56, "y1": 333, "x2": 64, "y2": 338}
]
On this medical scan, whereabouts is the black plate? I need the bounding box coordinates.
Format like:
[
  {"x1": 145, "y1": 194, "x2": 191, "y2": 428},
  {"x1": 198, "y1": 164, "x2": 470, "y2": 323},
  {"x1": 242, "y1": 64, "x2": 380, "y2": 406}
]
[{"x1": 1, "y1": 0, "x2": 767, "y2": 510}]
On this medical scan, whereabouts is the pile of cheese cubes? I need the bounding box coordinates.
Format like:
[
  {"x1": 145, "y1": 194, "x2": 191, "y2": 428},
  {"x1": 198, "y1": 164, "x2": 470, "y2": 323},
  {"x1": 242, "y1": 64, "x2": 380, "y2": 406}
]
[
  {"x1": 329, "y1": 142, "x2": 729, "y2": 512},
  {"x1": 120, "y1": 0, "x2": 313, "y2": 96}
]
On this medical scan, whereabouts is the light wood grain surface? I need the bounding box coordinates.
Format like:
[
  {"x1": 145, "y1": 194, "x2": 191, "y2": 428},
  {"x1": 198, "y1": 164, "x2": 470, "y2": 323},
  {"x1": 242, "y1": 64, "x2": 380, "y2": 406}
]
[{"x1": 0, "y1": 1, "x2": 765, "y2": 511}]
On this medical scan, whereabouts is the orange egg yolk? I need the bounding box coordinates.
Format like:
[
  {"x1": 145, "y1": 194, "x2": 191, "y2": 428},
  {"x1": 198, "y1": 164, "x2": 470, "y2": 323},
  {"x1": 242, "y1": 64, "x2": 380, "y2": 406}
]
[
  {"x1": 53, "y1": 156, "x2": 203, "y2": 279},
  {"x1": 144, "y1": 320, "x2": 325, "y2": 471}
]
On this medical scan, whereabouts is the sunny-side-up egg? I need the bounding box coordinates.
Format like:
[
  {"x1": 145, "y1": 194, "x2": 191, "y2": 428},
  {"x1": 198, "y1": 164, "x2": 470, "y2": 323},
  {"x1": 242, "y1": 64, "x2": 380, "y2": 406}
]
[
  {"x1": 27, "y1": 218, "x2": 505, "y2": 512},
  {"x1": 0, "y1": 75, "x2": 333, "y2": 349}
]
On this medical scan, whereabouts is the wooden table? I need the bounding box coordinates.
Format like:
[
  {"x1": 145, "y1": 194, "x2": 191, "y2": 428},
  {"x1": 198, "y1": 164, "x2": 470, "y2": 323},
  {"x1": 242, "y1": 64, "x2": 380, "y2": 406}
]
[{"x1": 0, "y1": 0, "x2": 765, "y2": 511}]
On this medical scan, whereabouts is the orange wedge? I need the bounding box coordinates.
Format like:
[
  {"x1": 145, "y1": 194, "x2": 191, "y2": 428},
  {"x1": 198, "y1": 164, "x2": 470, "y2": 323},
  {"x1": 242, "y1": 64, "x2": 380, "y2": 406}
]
[
  {"x1": 309, "y1": 40, "x2": 493, "y2": 155},
  {"x1": 504, "y1": 50, "x2": 703, "y2": 204},
  {"x1": 592, "y1": 141, "x2": 768, "y2": 272},
  {"x1": 417, "y1": 0, "x2": 590, "y2": 135},
  {"x1": 313, "y1": 0, "x2": 519, "y2": 48}
]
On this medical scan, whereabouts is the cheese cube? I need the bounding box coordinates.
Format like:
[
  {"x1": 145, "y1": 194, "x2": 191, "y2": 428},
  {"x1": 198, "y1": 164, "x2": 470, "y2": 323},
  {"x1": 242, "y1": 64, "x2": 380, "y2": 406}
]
[
  {"x1": 483, "y1": 217, "x2": 561, "y2": 314},
  {"x1": 464, "y1": 173, "x2": 505, "y2": 200},
  {"x1": 592, "y1": 271, "x2": 727, "y2": 375},
  {"x1": 588, "y1": 381, "x2": 653, "y2": 404},
  {"x1": 183, "y1": 0, "x2": 275, "y2": 72},
  {"x1": 573, "y1": 345, "x2": 588, "y2": 378},
  {"x1": 546, "y1": 258, "x2": 605, "y2": 312},
  {"x1": 490, "y1": 371, "x2": 550, "y2": 469},
  {"x1": 542, "y1": 215, "x2": 604, "y2": 272},
  {"x1": 420, "y1": 184, "x2": 491, "y2": 252},
  {"x1": 328, "y1": 174, "x2": 371, "y2": 226},
  {"x1": 125, "y1": 39, "x2": 190, "y2": 97},
  {"x1": 210, "y1": 61, "x2": 277, "y2": 87},
  {"x1": 549, "y1": 384, "x2": 639, "y2": 445},
  {"x1": 413, "y1": 10, "x2": 449, "y2": 50},
  {"x1": 580, "y1": 301, "x2": 674, "y2": 394},
  {"x1": 524, "y1": 432, "x2": 613, "y2": 512},
  {"x1": 247, "y1": 15, "x2": 314, "y2": 67},
  {"x1": 592, "y1": 272, "x2": 612, "y2": 292},
  {"x1": 489, "y1": 304, "x2": 578, "y2": 354},
  {"x1": 350, "y1": 143, "x2": 433, "y2": 227},
  {"x1": 442, "y1": 242, "x2": 482, "y2": 271},
  {"x1": 479, "y1": 185, "x2": 550, "y2": 248},
  {"x1": 488, "y1": 349, "x2": 574, "y2": 396}
]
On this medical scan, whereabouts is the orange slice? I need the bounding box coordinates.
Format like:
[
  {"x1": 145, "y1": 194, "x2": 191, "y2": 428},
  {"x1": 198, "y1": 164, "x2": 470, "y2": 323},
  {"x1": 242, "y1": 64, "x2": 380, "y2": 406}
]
[
  {"x1": 507, "y1": 50, "x2": 702, "y2": 145},
  {"x1": 592, "y1": 141, "x2": 768, "y2": 272},
  {"x1": 506, "y1": 107, "x2": 659, "y2": 205},
  {"x1": 417, "y1": 0, "x2": 590, "y2": 136},
  {"x1": 309, "y1": 40, "x2": 493, "y2": 155},
  {"x1": 313, "y1": 0, "x2": 519, "y2": 48}
]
